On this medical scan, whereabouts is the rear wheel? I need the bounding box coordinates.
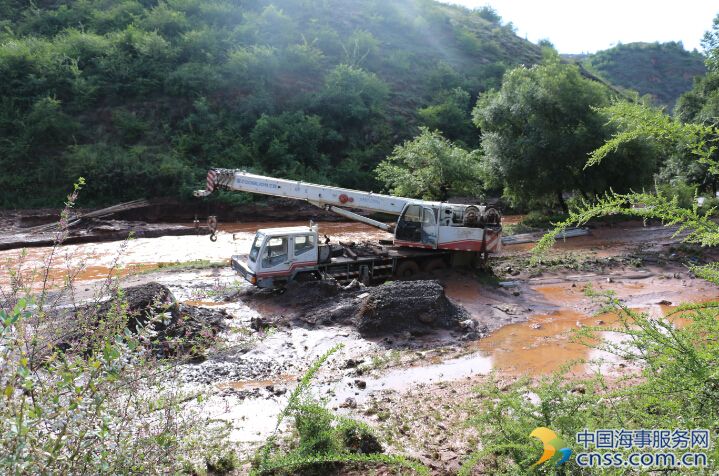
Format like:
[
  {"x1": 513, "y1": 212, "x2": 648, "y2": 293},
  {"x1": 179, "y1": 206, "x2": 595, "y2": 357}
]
[
  {"x1": 395, "y1": 260, "x2": 420, "y2": 278},
  {"x1": 424, "y1": 258, "x2": 447, "y2": 275}
]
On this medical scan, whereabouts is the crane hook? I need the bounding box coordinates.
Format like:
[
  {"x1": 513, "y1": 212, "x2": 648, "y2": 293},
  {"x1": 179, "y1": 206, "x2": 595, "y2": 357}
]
[{"x1": 207, "y1": 215, "x2": 218, "y2": 242}]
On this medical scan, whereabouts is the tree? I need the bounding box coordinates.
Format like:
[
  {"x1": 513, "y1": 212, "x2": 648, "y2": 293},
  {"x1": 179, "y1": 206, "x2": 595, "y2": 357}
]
[
  {"x1": 314, "y1": 64, "x2": 389, "y2": 126},
  {"x1": 375, "y1": 127, "x2": 483, "y2": 200},
  {"x1": 672, "y1": 13, "x2": 719, "y2": 193},
  {"x1": 250, "y1": 111, "x2": 328, "y2": 177},
  {"x1": 702, "y1": 13, "x2": 719, "y2": 72},
  {"x1": 475, "y1": 6, "x2": 501, "y2": 24},
  {"x1": 473, "y1": 56, "x2": 656, "y2": 211},
  {"x1": 418, "y1": 87, "x2": 475, "y2": 146}
]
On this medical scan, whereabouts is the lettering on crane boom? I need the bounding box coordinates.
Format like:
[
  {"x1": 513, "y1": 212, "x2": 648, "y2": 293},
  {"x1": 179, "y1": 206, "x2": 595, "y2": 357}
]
[{"x1": 235, "y1": 177, "x2": 278, "y2": 190}]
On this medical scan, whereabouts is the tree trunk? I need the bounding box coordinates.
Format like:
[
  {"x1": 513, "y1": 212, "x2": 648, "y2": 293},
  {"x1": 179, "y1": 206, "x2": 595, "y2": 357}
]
[{"x1": 556, "y1": 190, "x2": 568, "y2": 213}]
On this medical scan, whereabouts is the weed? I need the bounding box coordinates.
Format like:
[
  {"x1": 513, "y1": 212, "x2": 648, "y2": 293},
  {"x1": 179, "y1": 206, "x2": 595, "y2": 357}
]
[{"x1": 251, "y1": 345, "x2": 428, "y2": 475}]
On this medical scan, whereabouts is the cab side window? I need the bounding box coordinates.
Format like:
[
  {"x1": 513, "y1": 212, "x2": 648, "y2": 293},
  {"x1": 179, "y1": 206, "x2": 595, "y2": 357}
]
[
  {"x1": 294, "y1": 235, "x2": 315, "y2": 256},
  {"x1": 262, "y1": 237, "x2": 288, "y2": 267},
  {"x1": 422, "y1": 208, "x2": 436, "y2": 225},
  {"x1": 403, "y1": 205, "x2": 422, "y2": 222}
]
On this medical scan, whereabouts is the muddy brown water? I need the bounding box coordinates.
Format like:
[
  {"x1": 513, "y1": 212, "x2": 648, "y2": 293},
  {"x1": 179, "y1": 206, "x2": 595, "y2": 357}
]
[{"x1": 2, "y1": 218, "x2": 717, "y2": 382}]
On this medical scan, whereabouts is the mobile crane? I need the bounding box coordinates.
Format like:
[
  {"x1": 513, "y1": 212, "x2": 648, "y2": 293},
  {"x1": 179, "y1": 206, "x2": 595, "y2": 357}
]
[{"x1": 195, "y1": 169, "x2": 502, "y2": 288}]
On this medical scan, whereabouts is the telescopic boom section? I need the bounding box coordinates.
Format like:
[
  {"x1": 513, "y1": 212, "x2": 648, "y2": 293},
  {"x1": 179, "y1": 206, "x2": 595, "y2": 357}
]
[{"x1": 195, "y1": 168, "x2": 417, "y2": 216}]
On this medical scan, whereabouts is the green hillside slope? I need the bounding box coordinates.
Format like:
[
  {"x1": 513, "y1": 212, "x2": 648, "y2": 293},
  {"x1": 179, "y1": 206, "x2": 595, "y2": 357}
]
[
  {"x1": 0, "y1": 0, "x2": 541, "y2": 207},
  {"x1": 579, "y1": 42, "x2": 705, "y2": 110}
]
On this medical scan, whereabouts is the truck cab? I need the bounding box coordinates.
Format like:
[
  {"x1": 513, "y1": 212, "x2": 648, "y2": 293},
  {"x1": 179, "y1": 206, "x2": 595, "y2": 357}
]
[{"x1": 231, "y1": 225, "x2": 320, "y2": 288}]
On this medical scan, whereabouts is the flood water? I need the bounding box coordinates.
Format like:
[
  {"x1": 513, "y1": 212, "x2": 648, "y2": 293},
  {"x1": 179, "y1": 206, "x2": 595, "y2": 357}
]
[{"x1": 2, "y1": 218, "x2": 717, "y2": 399}]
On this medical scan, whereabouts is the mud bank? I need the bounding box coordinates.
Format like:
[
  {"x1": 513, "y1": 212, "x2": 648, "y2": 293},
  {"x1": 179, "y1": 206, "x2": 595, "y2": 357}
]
[{"x1": 0, "y1": 220, "x2": 210, "y2": 251}]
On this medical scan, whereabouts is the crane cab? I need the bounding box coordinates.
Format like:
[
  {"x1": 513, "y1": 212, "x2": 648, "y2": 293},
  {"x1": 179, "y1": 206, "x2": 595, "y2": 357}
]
[
  {"x1": 394, "y1": 202, "x2": 502, "y2": 252},
  {"x1": 231, "y1": 225, "x2": 320, "y2": 288}
]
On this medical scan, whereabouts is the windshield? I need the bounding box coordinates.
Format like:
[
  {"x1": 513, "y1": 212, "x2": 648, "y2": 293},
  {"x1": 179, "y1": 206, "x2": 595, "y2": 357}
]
[{"x1": 249, "y1": 233, "x2": 264, "y2": 262}]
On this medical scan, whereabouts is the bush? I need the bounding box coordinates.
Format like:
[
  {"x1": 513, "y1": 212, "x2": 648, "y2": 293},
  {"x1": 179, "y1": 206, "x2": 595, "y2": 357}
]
[{"x1": 656, "y1": 180, "x2": 698, "y2": 208}]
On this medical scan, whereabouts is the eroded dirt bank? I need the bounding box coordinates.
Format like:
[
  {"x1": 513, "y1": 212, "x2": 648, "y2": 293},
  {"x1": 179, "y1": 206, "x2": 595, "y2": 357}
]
[{"x1": 1, "y1": 218, "x2": 717, "y2": 473}]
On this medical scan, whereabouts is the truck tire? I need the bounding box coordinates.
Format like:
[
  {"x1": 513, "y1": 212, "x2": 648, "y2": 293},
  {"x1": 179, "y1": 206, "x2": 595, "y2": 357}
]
[
  {"x1": 424, "y1": 258, "x2": 447, "y2": 274},
  {"x1": 395, "y1": 260, "x2": 419, "y2": 278}
]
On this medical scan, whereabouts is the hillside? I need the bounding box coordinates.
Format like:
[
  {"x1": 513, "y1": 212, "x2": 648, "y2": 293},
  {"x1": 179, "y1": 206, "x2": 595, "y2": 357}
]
[
  {"x1": 0, "y1": 0, "x2": 541, "y2": 208},
  {"x1": 576, "y1": 42, "x2": 706, "y2": 110}
]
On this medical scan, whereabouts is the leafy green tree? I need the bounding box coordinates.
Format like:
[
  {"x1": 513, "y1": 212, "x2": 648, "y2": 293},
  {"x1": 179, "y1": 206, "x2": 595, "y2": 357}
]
[
  {"x1": 473, "y1": 56, "x2": 656, "y2": 211},
  {"x1": 418, "y1": 87, "x2": 475, "y2": 146},
  {"x1": 315, "y1": 64, "x2": 389, "y2": 125},
  {"x1": 703, "y1": 13, "x2": 719, "y2": 72},
  {"x1": 668, "y1": 15, "x2": 719, "y2": 194},
  {"x1": 250, "y1": 111, "x2": 328, "y2": 177},
  {"x1": 475, "y1": 5, "x2": 502, "y2": 24},
  {"x1": 375, "y1": 127, "x2": 483, "y2": 200}
]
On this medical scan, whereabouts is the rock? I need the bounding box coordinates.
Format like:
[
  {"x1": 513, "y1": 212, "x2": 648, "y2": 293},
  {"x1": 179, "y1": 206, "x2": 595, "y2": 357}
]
[
  {"x1": 96, "y1": 282, "x2": 178, "y2": 333},
  {"x1": 596, "y1": 319, "x2": 605, "y2": 325},
  {"x1": 343, "y1": 358, "x2": 363, "y2": 369},
  {"x1": 340, "y1": 397, "x2": 357, "y2": 409},
  {"x1": 354, "y1": 379, "x2": 367, "y2": 390},
  {"x1": 250, "y1": 316, "x2": 268, "y2": 331},
  {"x1": 530, "y1": 323, "x2": 542, "y2": 330},
  {"x1": 658, "y1": 300, "x2": 672, "y2": 305},
  {"x1": 343, "y1": 279, "x2": 364, "y2": 290},
  {"x1": 341, "y1": 426, "x2": 382, "y2": 454}
]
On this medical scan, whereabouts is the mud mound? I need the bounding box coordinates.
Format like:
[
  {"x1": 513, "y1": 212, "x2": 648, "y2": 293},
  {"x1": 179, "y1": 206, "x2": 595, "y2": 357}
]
[
  {"x1": 97, "y1": 282, "x2": 178, "y2": 333},
  {"x1": 354, "y1": 281, "x2": 469, "y2": 336},
  {"x1": 57, "y1": 282, "x2": 228, "y2": 358}
]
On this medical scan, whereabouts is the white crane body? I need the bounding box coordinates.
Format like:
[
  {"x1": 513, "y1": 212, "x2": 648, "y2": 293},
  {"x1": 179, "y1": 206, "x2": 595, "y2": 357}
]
[{"x1": 196, "y1": 169, "x2": 502, "y2": 287}]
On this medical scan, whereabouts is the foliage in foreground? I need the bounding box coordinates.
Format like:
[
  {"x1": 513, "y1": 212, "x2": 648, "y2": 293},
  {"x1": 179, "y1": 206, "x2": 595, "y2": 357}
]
[
  {"x1": 252, "y1": 344, "x2": 428, "y2": 475},
  {"x1": 460, "y1": 89, "x2": 719, "y2": 474},
  {"x1": 0, "y1": 183, "x2": 234, "y2": 474}
]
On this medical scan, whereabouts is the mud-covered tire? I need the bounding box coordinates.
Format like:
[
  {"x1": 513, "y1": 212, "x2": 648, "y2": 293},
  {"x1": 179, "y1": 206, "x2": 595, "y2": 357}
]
[
  {"x1": 395, "y1": 260, "x2": 420, "y2": 278},
  {"x1": 424, "y1": 258, "x2": 447, "y2": 274},
  {"x1": 293, "y1": 271, "x2": 320, "y2": 282}
]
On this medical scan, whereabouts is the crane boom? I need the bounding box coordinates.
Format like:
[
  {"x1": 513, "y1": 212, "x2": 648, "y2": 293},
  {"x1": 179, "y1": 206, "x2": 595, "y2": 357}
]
[
  {"x1": 195, "y1": 168, "x2": 437, "y2": 215},
  {"x1": 195, "y1": 168, "x2": 502, "y2": 257}
]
